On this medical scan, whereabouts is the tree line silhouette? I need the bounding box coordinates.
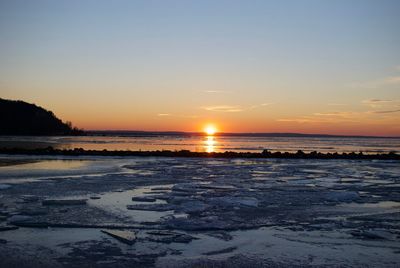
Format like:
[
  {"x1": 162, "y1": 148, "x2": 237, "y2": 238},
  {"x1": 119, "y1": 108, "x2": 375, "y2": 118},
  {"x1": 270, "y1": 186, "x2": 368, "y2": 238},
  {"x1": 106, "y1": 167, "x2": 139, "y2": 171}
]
[{"x1": 0, "y1": 98, "x2": 84, "y2": 135}]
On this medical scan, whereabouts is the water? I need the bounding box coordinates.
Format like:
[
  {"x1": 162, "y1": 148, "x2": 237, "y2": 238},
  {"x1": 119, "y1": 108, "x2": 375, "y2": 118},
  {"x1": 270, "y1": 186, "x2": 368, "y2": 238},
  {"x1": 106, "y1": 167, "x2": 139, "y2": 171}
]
[{"x1": 0, "y1": 133, "x2": 399, "y2": 153}]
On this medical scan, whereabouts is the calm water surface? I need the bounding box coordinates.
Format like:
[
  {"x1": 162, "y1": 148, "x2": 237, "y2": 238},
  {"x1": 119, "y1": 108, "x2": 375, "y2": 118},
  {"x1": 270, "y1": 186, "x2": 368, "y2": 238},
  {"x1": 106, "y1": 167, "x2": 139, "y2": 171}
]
[{"x1": 0, "y1": 134, "x2": 399, "y2": 153}]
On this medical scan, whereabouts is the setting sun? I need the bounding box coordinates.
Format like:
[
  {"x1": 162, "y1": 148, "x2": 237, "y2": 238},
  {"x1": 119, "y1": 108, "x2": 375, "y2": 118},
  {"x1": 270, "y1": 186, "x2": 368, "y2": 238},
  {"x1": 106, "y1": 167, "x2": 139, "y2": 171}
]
[
  {"x1": 0, "y1": 1, "x2": 399, "y2": 266},
  {"x1": 204, "y1": 124, "x2": 217, "y2": 135}
]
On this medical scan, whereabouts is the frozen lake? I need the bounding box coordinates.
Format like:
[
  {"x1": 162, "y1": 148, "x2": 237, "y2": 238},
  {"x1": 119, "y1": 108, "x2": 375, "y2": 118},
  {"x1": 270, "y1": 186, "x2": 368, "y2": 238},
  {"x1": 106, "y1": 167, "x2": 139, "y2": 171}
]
[
  {"x1": 0, "y1": 155, "x2": 399, "y2": 267},
  {"x1": 0, "y1": 134, "x2": 399, "y2": 153}
]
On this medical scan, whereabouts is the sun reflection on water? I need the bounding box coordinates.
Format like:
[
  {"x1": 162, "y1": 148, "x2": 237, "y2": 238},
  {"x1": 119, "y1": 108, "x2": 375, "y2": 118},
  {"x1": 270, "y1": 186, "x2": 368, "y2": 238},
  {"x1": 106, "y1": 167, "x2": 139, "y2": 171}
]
[{"x1": 204, "y1": 135, "x2": 216, "y2": 153}]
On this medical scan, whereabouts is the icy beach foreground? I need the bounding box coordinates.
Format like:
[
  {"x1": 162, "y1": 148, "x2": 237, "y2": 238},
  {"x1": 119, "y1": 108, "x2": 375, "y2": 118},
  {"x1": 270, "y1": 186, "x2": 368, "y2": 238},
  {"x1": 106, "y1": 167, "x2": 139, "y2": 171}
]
[{"x1": 0, "y1": 156, "x2": 399, "y2": 267}]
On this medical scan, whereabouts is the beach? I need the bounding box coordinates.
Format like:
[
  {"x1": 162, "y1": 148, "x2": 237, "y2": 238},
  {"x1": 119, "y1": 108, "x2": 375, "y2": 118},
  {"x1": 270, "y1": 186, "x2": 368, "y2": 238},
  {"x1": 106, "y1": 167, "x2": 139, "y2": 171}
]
[
  {"x1": 1, "y1": 153, "x2": 399, "y2": 267},
  {"x1": 2, "y1": 1, "x2": 400, "y2": 267}
]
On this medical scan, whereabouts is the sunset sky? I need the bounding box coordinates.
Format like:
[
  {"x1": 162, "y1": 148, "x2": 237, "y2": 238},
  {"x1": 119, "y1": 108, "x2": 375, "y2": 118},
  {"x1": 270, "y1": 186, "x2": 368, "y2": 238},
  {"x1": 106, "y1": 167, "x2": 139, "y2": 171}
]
[{"x1": 1, "y1": 0, "x2": 399, "y2": 136}]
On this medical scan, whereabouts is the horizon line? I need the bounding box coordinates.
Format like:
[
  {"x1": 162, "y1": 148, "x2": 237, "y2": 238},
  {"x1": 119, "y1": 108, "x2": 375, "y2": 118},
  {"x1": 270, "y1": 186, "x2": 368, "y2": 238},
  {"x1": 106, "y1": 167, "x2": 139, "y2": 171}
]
[{"x1": 86, "y1": 130, "x2": 400, "y2": 139}]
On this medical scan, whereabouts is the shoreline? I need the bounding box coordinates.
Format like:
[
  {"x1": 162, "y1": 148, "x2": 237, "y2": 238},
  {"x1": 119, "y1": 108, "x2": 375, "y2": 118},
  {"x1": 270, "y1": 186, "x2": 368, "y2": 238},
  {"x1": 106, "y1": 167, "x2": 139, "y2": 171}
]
[
  {"x1": 0, "y1": 147, "x2": 398, "y2": 160},
  {"x1": 1, "y1": 152, "x2": 399, "y2": 267}
]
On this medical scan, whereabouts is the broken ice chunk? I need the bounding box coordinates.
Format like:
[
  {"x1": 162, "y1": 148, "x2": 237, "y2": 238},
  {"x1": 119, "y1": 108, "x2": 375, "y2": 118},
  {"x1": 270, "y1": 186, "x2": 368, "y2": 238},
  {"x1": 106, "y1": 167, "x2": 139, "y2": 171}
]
[{"x1": 101, "y1": 229, "x2": 137, "y2": 245}]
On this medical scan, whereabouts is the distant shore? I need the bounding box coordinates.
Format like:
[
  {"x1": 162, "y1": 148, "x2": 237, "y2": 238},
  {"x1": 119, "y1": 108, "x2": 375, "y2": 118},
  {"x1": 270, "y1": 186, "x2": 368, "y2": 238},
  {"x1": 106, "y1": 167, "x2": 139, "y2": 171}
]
[
  {"x1": 0, "y1": 147, "x2": 398, "y2": 160},
  {"x1": 87, "y1": 130, "x2": 400, "y2": 139}
]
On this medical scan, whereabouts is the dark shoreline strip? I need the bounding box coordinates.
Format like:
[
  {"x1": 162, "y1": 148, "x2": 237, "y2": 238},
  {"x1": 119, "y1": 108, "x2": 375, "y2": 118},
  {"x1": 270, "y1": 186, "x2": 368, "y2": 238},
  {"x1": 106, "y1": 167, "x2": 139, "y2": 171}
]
[{"x1": 0, "y1": 147, "x2": 398, "y2": 160}]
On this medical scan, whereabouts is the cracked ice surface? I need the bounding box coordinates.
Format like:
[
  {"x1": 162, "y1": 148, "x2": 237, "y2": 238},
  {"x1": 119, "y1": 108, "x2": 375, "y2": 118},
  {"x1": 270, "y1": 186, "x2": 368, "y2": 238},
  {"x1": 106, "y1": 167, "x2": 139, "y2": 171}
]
[{"x1": 0, "y1": 156, "x2": 399, "y2": 267}]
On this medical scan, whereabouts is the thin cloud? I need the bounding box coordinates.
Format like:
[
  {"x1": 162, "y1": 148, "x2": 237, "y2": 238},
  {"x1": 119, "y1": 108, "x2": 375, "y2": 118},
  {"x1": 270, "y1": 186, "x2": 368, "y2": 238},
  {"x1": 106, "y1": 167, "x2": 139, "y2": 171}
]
[
  {"x1": 313, "y1": 112, "x2": 356, "y2": 117},
  {"x1": 362, "y1": 99, "x2": 398, "y2": 109},
  {"x1": 385, "y1": 76, "x2": 400, "y2": 84},
  {"x1": 370, "y1": 109, "x2": 400, "y2": 114},
  {"x1": 278, "y1": 107, "x2": 400, "y2": 124},
  {"x1": 261, "y1": 103, "x2": 272, "y2": 106},
  {"x1": 279, "y1": 111, "x2": 361, "y2": 124},
  {"x1": 178, "y1": 115, "x2": 199, "y2": 119},
  {"x1": 277, "y1": 117, "x2": 359, "y2": 123},
  {"x1": 203, "y1": 103, "x2": 273, "y2": 113},
  {"x1": 277, "y1": 118, "x2": 313, "y2": 123},
  {"x1": 203, "y1": 105, "x2": 244, "y2": 112},
  {"x1": 277, "y1": 117, "x2": 331, "y2": 123},
  {"x1": 157, "y1": 113, "x2": 199, "y2": 118},
  {"x1": 362, "y1": 99, "x2": 393, "y2": 104},
  {"x1": 349, "y1": 64, "x2": 400, "y2": 88},
  {"x1": 249, "y1": 103, "x2": 274, "y2": 110}
]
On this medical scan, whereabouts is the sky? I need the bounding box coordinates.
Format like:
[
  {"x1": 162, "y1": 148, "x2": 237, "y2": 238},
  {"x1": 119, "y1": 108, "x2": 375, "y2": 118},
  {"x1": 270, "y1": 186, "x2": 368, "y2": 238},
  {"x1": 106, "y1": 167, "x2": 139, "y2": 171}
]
[{"x1": 0, "y1": 0, "x2": 399, "y2": 136}]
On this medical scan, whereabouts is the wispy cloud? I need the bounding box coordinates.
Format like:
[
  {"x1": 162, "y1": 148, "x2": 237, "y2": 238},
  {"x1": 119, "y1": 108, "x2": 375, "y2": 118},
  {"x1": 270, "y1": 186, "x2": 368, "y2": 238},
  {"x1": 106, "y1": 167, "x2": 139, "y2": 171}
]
[
  {"x1": 362, "y1": 99, "x2": 394, "y2": 107},
  {"x1": 349, "y1": 66, "x2": 400, "y2": 89},
  {"x1": 313, "y1": 111, "x2": 357, "y2": 118},
  {"x1": 202, "y1": 103, "x2": 273, "y2": 113},
  {"x1": 278, "y1": 106, "x2": 400, "y2": 124},
  {"x1": 277, "y1": 117, "x2": 334, "y2": 123},
  {"x1": 249, "y1": 103, "x2": 273, "y2": 109},
  {"x1": 362, "y1": 99, "x2": 393, "y2": 104},
  {"x1": 385, "y1": 76, "x2": 400, "y2": 84},
  {"x1": 278, "y1": 111, "x2": 361, "y2": 124},
  {"x1": 157, "y1": 113, "x2": 199, "y2": 118},
  {"x1": 369, "y1": 109, "x2": 400, "y2": 114},
  {"x1": 277, "y1": 117, "x2": 314, "y2": 123},
  {"x1": 362, "y1": 99, "x2": 399, "y2": 109},
  {"x1": 203, "y1": 105, "x2": 244, "y2": 112}
]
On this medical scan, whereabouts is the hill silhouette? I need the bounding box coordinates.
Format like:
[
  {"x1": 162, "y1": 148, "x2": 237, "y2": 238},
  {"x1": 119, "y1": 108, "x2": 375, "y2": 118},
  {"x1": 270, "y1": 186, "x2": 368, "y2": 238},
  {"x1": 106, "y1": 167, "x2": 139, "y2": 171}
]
[{"x1": 0, "y1": 98, "x2": 83, "y2": 135}]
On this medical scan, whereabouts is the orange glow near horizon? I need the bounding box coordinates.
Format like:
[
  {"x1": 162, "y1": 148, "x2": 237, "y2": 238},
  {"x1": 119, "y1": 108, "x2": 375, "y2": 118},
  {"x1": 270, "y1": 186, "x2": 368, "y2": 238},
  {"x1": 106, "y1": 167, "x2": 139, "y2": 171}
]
[
  {"x1": 66, "y1": 117, "x2": 400, "y2": 137},
  {"x1": 1, "y1": 1, "x2": 400, "y2": 138},
  {"x1": 204, "y1": 124, "x2": 217, "y2": 135},
  {"x1": 15, "y1": 98, "x2": 400, "y2": 137}
]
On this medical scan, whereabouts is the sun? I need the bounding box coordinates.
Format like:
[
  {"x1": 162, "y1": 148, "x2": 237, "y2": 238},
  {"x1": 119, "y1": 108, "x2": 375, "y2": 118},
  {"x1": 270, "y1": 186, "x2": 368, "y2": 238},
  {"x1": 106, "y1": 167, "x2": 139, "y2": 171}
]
[{"x1": 204, "y1": 124, "x2": 217, "y2": 135}]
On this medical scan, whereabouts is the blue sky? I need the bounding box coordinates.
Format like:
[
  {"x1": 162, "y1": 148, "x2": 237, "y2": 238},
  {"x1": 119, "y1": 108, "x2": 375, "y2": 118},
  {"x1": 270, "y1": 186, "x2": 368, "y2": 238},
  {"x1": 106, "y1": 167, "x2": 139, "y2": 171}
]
[{"x1": 1, "y1": 0, "x2": 399, "y2": 135}]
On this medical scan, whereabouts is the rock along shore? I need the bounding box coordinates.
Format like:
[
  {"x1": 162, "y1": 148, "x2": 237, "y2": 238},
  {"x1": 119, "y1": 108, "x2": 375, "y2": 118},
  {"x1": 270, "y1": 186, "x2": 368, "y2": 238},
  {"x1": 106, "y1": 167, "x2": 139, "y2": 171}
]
[{"x1": 0, "y1": 147, "x2": 398, "y2": 160}]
